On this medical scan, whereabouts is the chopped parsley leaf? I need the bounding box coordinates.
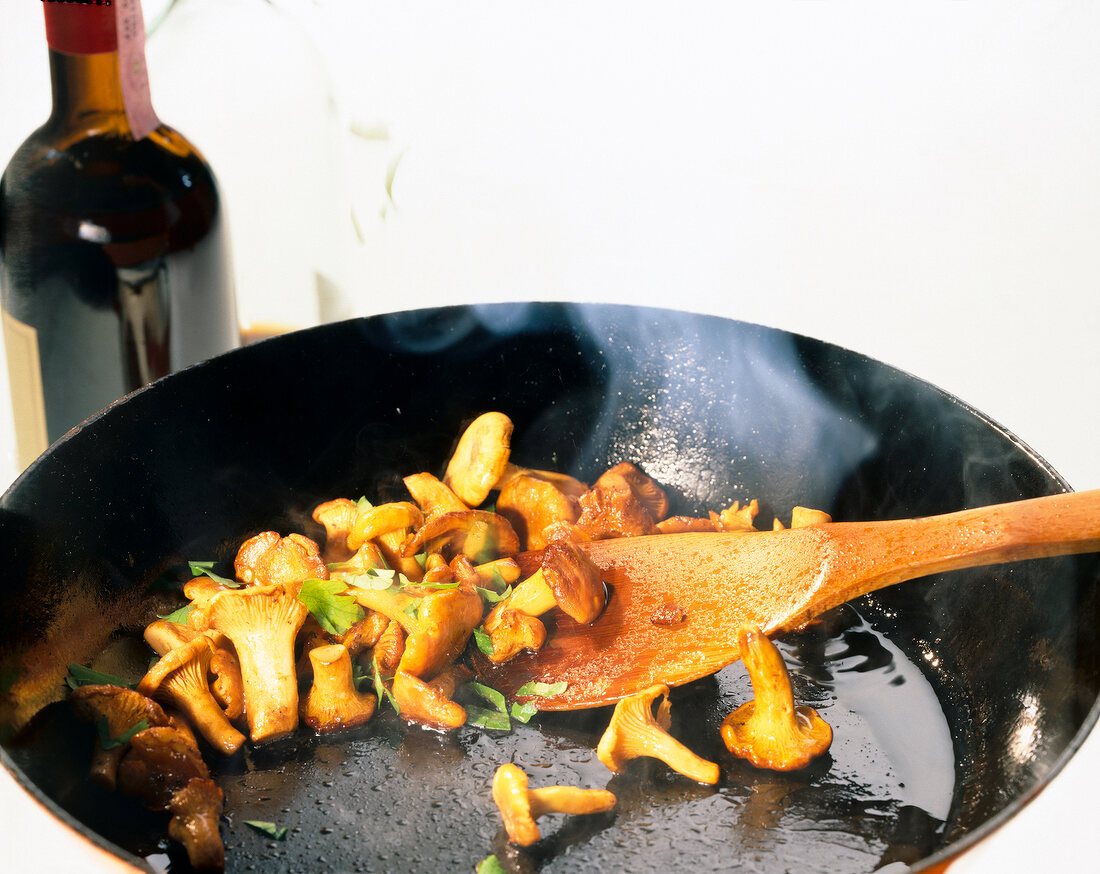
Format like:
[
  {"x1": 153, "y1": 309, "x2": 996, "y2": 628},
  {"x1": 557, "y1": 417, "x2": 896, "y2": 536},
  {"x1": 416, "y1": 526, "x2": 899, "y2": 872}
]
[
  {"x1": 244, "y1": 820, "x2": 288, "y2": 840},
  {"x1": 297, "y1": 578, "x2": 364, "y2": 636}
]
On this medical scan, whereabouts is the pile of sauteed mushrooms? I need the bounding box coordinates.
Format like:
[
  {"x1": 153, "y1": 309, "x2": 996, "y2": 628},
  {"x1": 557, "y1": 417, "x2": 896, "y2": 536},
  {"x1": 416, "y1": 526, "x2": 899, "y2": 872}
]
[{"x1": 65, "y1": 411, "x2": 834, "y2": 871}]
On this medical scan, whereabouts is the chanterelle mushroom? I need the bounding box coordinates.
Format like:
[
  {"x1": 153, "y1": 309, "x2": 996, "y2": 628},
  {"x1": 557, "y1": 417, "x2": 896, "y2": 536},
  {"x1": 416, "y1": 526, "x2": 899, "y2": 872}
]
[
  {"x1": 392, "y1": 669, "x2": 467, "y2": 731},
  {"x1": 483, "y1": 608, "x2": 547, "y2": 664},
  {"x1": 720, "y1": 625, "x2": 833, "y2": 771},
  {"x1": 300, "y1": 644, "x2": 377, "y2": 733},
  {"x1": 491, "y1": 763, "x2": 617, "y2": 847},
  {"x1": 312, "y1": 498, "x2": 358, "y2": 563},
  {"x1": 596, "y1": 684, "x2": 720, "y2": 784},
  {"x1": 138, "y1": 636, "x2": 246, "y2": 755},
  {"x1": 403, "y1": 472, "x2": 469, "y2": 517},
  {"x1": 483, "y1": 539, "x2": 605, "y2": 637},
  {"x1": 401, "y1": 509, "x2": 520, "y2": 562},
  {"x1": 200, "y1": 583, "x2": 309, "y2": 744},
  {"x1": 117, "y1": 724, "x2": 211, "y2": 810},
  {"x1": 69, "y1": 684, "x2": 171, "y2": 790},
  {"x1": 575, "y1": 462, "x2": 669, "y2": 539},
  {"x1": 168, "y1": 777, "x2": 225, "y2": 872},
  {"x1": 496, "y1": 472, "x2": 582, "y2": 551},
  {"x1": 443, "y1": 411, "x2": 514, "y2": 506},
  {"x1": 234, "y1": 531, "x2": 328, "y2": 593}
]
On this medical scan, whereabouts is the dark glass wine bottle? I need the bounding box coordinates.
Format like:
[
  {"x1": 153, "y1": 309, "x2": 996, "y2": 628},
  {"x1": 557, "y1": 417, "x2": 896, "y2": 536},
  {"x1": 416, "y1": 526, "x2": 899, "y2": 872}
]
[{"x1": 0, "y1": 0, "x2": 239, "y2": 469}]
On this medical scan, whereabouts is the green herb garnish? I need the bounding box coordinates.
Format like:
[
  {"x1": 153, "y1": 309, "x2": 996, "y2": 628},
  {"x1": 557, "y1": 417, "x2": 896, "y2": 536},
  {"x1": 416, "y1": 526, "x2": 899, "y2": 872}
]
[
  {"x1": 464, "y1": 681, "x2": 512, "y2": 731},
  {"x1": 66, "y1": 664, "x2": 134, "y2": 690},
  {"x1": 475, "y1": 584, "x2": 512, "y2": 606},
  {"x1": 188, "y1": 561, "x2": 240, "y2": 587},
  {"x1": 515, "y1": 681, "x2": 568, "y2": 698},
  {"x1": 156, "y1": 603, "x2": 193, "y2": 623},
  {"x1": 509, "y1": 702, "x2": 539, "y2": 724},
  {"x1": 345, "y1": 567, "x2": 408, "y2": 593},
  {"x1": 465, "y1": 705, "x2": 513, "y2": 732},
  {"x1": 472, "y1": 626, "x2": 494, "y2": 656},
  {"x1": 475, "y1": 855, "x2": 507, "y2": 874},
  {"x1": 96, "y1": 717, "x2": 148, "y2": 750},
  {"x1": 244, "y1": 820, "x2": 288, "y2": 840},
  {"x1": 297, "y1": 578, "x2": 364, "y2": 636},
  {"x1": 371, "y1": 657, "x2": 400, "y2": 714}
]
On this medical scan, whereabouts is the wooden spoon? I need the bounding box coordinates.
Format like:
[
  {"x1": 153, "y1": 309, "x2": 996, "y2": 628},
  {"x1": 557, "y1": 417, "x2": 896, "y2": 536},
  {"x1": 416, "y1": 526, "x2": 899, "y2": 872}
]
[{"x1": 472, "y1": 489, "x2": 1100, "y2": 710}]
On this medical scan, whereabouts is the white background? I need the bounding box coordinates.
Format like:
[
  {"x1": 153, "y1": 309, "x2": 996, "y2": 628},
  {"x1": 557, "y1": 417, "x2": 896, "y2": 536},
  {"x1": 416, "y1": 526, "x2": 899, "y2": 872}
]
[{"x1": 1, "y1": 1, "x2": 1098, "y2": 871}]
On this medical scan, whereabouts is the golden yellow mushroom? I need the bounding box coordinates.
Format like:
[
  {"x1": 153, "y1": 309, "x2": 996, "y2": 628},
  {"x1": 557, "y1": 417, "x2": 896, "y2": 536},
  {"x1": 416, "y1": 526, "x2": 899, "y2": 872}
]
[
  {"x1": 596, "y1": 683, "x2": 719, "y2": 784},
  {"x1": 721, "y1": 625, "x2": 832, "y2": 771},
  {"x1": 491, "y1": 763, "x2": 617, "y2": 847}
]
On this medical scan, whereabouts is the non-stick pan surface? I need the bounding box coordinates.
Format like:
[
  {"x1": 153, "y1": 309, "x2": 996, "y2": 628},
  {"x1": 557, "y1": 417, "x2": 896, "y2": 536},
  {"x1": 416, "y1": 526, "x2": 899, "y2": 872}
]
[{"x1": 1, "y1": 303, "x2": 1097, "y2": 873}]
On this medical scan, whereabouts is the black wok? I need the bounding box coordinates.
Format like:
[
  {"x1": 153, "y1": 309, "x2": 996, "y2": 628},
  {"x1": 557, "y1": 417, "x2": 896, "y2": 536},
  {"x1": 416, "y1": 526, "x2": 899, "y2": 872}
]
[{"x1": 1, "y1": 303, "x2": 1097, "y2": 873}]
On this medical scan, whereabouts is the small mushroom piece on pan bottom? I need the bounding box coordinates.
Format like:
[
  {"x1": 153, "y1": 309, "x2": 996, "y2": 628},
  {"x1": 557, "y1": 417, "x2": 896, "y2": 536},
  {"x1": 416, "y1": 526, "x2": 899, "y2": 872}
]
[{"x1": 491, "y1": 762, "x2": 617, "y2": 846}]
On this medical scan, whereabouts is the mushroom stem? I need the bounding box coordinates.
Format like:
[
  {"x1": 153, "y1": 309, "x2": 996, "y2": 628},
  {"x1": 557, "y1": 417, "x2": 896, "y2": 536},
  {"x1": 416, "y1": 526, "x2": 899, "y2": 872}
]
[
  {"x1": 484, "y1": 571, "x2": 556, "y2": 630},
  {"x1": 203, "y1": 584, "x2": 309, "y2": 744},
  {"x1": 301, "y1": 644, "x2": 377, "y2": 733}
]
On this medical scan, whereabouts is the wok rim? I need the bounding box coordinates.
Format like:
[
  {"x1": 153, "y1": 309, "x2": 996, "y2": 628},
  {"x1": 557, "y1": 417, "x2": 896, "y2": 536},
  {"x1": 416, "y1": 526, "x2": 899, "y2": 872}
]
[{"x1": 1, "y1": 300, "x2": 1096, "y2": 873}]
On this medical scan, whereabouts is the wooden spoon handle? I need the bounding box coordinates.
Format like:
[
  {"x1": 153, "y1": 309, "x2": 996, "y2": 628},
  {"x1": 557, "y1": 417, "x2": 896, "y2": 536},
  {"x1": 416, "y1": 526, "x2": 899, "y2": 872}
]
[{"x1": 800, "y1": 488, "x2": 1100, "y2": 629}]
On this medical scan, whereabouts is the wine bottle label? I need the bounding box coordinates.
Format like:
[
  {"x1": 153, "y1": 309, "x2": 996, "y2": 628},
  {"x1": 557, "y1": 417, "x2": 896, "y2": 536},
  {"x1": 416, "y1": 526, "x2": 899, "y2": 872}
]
[
  {"x1": 114, "y1": 0, "x2": 160, "y2": 140},
  {"x1": 42, "y1": 0, "x2": 160, "y2": 141},
  {"x1": 1, "y1": 309, "x2": 49, "y2": 470}
]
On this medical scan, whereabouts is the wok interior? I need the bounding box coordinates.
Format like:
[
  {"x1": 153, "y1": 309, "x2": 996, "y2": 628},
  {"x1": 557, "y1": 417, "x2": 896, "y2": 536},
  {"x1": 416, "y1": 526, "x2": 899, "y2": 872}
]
[{"x1": 1, "y1": 303, "x2": 1097, "y2": 872}]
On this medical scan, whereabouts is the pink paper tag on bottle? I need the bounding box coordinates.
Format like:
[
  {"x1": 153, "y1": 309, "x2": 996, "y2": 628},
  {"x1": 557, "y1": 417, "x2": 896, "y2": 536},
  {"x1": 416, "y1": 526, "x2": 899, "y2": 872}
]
[{"x1": 114, "y1": 0, "x2": 160, "y2": 140}]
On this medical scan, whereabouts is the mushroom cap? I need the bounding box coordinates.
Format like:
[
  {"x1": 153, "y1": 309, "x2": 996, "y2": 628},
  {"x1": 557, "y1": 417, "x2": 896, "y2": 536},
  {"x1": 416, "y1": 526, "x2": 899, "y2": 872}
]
[
  {"x1": 347, "y1": 501, "x2": 424, "y2": 551},
  {"x1": 397, "y1": 585, "x2": 484, "y2": 679},
  {"x1": 790, "y1": 506, "x2": 833, "y2": 528},
  {"x1": 575, "y1": 462, "x2": 669, "y2": 539},
  {"x1": 312, "y1": 498, "x2": 359, "y2": 563},
  {"x1": 138, "y1": 635, "x2": 213, "y2": 696},
  {"x1": 403, "y1": 472, "x2": 469, "y2": 517},
  {"x1": 486, "y1": 608, "x2": 547, "y2": 664},
  {"x1": 720, "y1": 625, "x2": 832, "y2": 771},
  {"x1": 491, "y1": 763, "x2": 542, "y2": 846},
  {"x1": 443, "y1": 411, "x2": 514, "y2": 506},
  {"x1": 144, "y1": 619, "x2": 201, "y2": 655},
  {"x1": 234, "y1": 532, "x2": 328, "y2": 592},
  {"x1": 401, "y1": 509, "x2": 520, "y2": 561},
  {"x1": 539, "y1": 540, "x2": 605, "y2": 624},
  {"x1": 497, "y1": 473, "x2": 581, "y2": 551},
  {"x1": 495, "y1": 464, "x2": 588, "y2": 499},
  {"x1": 168, "y1": 777, "x2": 225, "y2": 872},
  {"x1": 721, "y1": 701, "x2": 833, "y2": 771},
  {"x1": 117, "y1": 725, "x2": 210, "y2": 810}
]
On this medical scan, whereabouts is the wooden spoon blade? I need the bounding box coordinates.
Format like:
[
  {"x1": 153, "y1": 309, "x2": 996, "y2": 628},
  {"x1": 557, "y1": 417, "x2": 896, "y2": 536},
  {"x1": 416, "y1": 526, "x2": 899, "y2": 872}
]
[
  {"x1": 472, "y1": 489, "x2": 1100, "y2": 710},
  {"x1": 473, "y1": 529, "x2": 832, "y2": 709}
]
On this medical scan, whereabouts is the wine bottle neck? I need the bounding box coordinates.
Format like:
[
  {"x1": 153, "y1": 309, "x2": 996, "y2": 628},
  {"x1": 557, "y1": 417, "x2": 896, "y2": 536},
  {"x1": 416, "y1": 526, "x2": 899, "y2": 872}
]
[
  {"x1": 48, "y1": 49, "x2": 129, "y2": 135},
  {"x1": 41, "y1": 0, "x2": 160, "y2": 140}
]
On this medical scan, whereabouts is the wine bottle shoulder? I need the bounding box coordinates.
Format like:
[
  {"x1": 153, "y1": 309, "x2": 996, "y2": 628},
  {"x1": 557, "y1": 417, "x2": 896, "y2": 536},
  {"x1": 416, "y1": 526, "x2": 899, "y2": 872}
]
[{"x1": 1, "y1": 122, "x2": 223, "y2": 258}]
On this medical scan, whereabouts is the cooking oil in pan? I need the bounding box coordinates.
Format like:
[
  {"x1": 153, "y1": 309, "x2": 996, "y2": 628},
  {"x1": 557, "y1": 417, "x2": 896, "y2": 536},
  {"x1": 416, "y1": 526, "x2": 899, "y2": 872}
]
[{"x1": 8, "y1": 603, "x2": 955, "y2": 873}]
